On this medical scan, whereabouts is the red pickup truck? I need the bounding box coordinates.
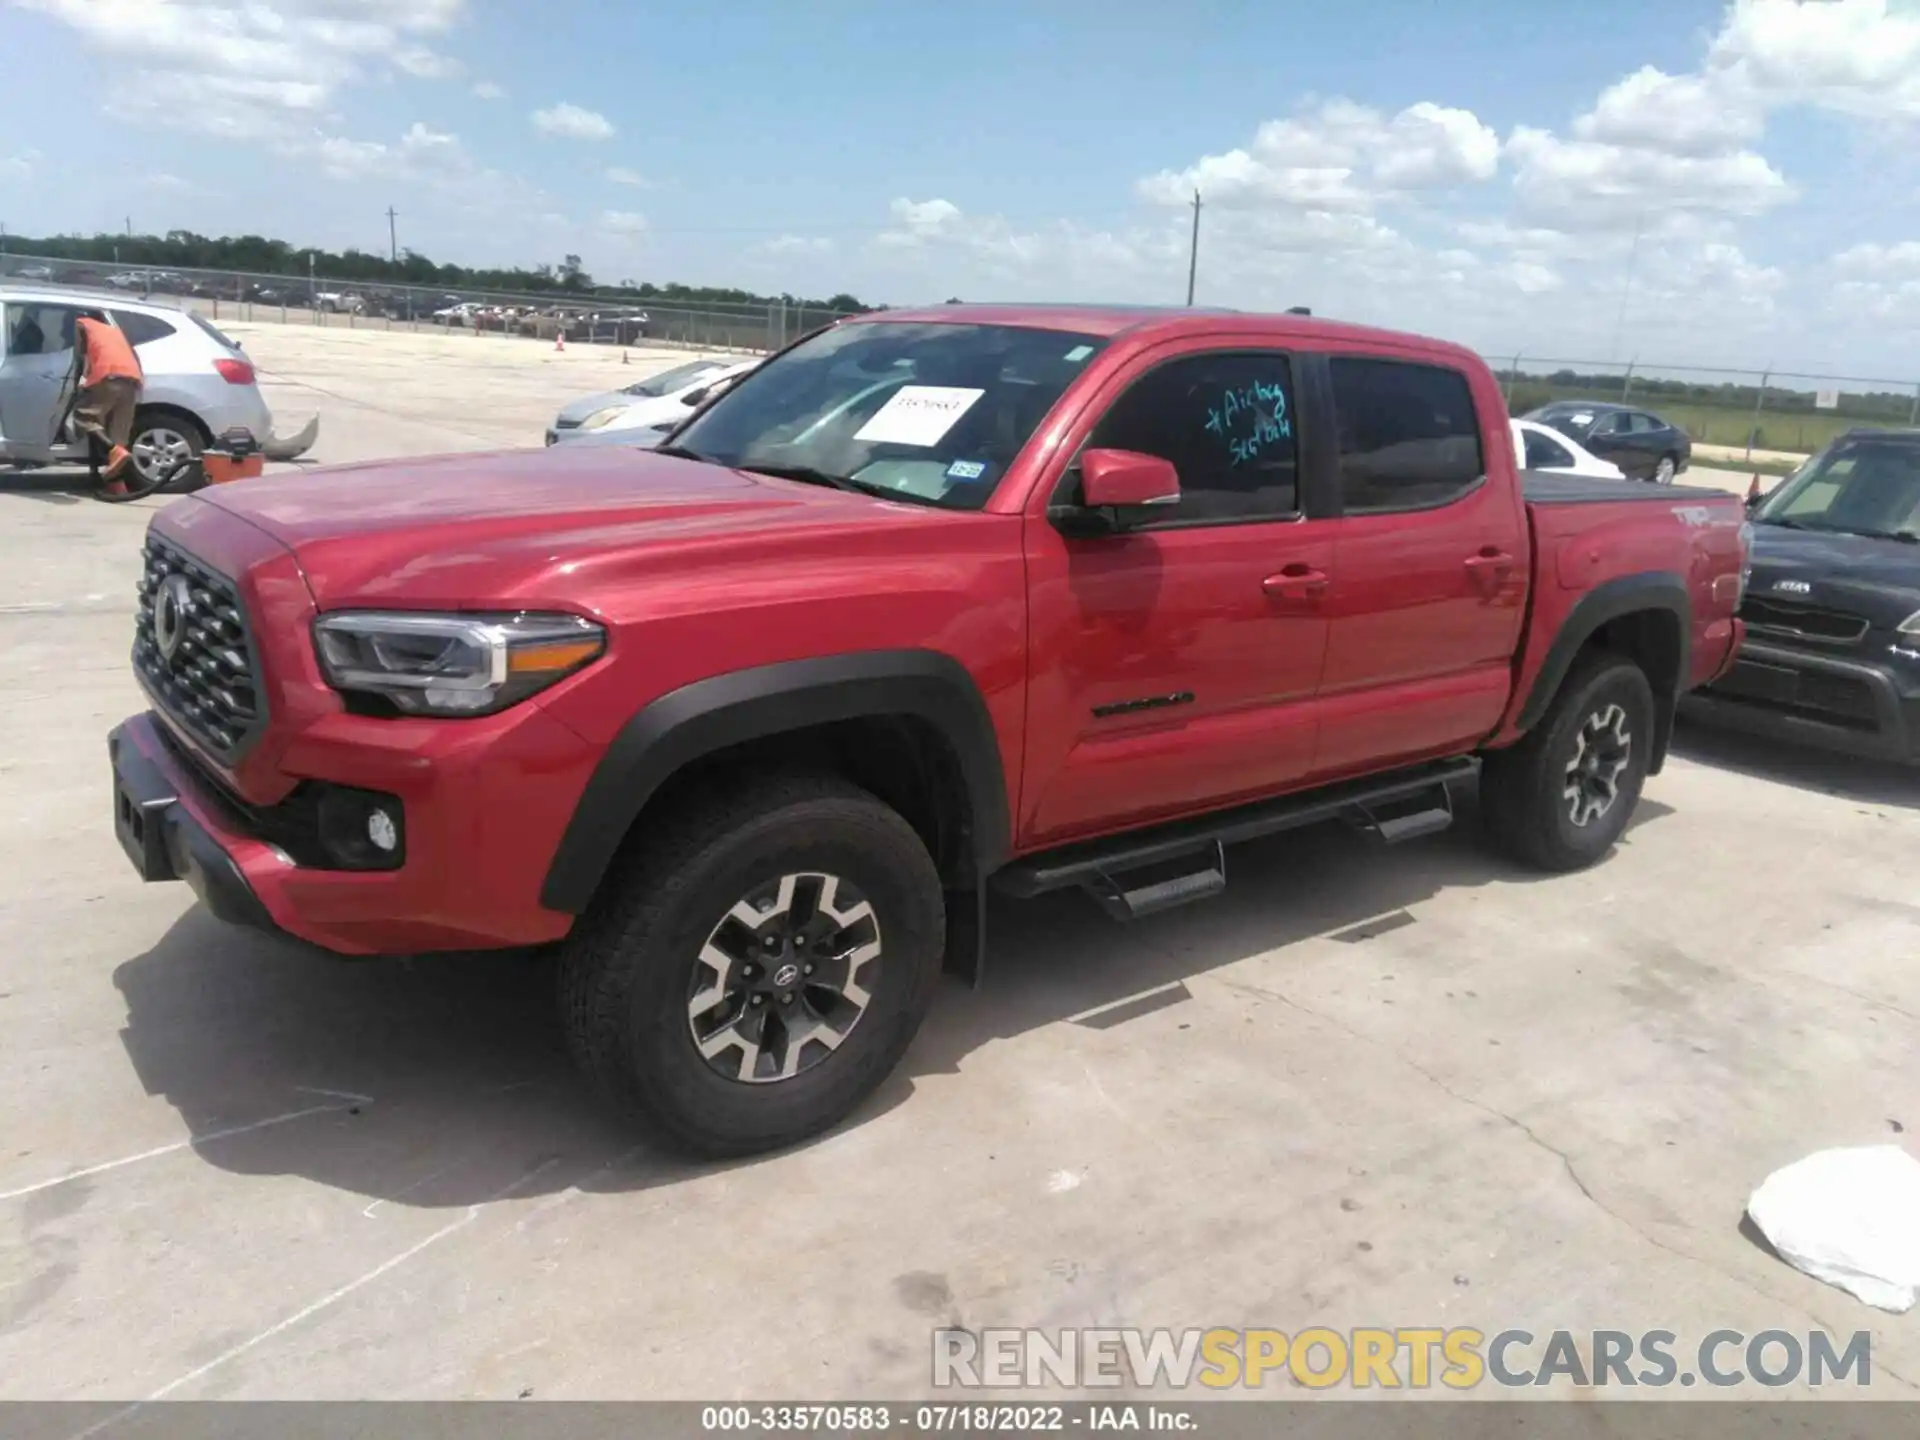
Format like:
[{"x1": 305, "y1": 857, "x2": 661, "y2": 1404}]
[{"x1": 109, "y1": 305, "x2": 1750, "y2": 1155}]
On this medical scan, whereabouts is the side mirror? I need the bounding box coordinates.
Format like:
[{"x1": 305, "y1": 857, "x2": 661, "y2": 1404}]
[
  {"x1": 1080, "y1": 448, "x2": 1180, "y2": 509},
  {"x1": 681, "y1": 388, "x2": 707, "y2": 407}
]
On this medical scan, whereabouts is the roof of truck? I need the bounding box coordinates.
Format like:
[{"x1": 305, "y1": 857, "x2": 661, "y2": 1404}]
[{"x1": 858, "y1": 302, "x2": 1477, "y2": 360}]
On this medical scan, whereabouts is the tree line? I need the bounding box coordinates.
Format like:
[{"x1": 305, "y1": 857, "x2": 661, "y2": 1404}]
[
  {"x1": 5, "y1": 229, "x2": 872, "y2": 314},
  {"x1": 1503, "y1": 366, "x2": 1917, "y2": 424}
]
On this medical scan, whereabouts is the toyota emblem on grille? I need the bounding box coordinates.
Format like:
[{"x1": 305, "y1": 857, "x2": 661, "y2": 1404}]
[{"x1": 153, "y1": 574, "x2": 195, "y2": 665}]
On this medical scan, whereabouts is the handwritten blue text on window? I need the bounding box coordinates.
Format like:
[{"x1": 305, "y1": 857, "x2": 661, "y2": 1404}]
[{"x1": 1203, "y1": 379, "x2": 1292, "y2": 467}]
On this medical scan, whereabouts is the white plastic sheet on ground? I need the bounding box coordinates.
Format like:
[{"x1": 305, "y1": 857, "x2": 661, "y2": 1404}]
[{"x1": 1746, "y1": 1145, "x2": 1920, "y2": 1313}]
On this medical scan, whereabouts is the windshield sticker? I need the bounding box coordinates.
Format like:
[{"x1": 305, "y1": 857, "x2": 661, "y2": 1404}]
[
  {"x1": 1203, "y1": 380, "x2": 1292, "y2": 467},
  {"x1": 945, "y1": 459, "x2": 988, "y2": 481},
  {"x1": 1568, "y1": 412, "x2": 1593, "y2": 426},
  {"x1": 1064, "y1": 344, "x2": 1094, "y2": 362},
  {"x1": 854, "y1": 386, "x2": 986, "y2": 446}
]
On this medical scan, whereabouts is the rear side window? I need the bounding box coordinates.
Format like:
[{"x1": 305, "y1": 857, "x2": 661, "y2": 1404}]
[
  {"x1": 1629, "y1": 412, "x2": 1662, "y2": 434},
  {"x1": 1086, "y1": 351, "x2": 1299, "y2": 524},
  {"x1": 1329, "y1": 357, "x2": 1484, "y2": 512},
  {"x1": 109, "y1": 310, "x2": 178, "y2": 347},
  {"x1": 1522, "y1": 429, "x2": 1574, "y2": 470}
]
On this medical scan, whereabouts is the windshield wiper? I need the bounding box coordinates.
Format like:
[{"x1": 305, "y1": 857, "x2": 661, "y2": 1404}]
[{"x1": 739, "y1": 463, "x2": 904, "y2": 501}]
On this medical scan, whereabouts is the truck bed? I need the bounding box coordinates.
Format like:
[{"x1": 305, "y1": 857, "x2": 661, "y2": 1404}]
[{"x1": 1522, "y1": 471, "x2": 1730, "y2": 505}]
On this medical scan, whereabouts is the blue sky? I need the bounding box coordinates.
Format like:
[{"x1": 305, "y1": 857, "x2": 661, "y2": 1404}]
[{"x1": 4, "y1": 0, "x2": 1920, "y2": 376}]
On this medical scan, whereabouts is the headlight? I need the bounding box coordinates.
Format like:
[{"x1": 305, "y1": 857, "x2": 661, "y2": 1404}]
[
  {"x1": 314, "y1": 612, "x2": 604, "y2": 715},
  {"x1": 1900, "y1": 609, "x2": 1920, "y2": 636},
  {"x1": 577, "y1": 406, "x2": 627, "y2": 431}
]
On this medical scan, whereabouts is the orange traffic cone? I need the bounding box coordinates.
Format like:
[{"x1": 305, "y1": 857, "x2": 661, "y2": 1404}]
[{"x1": 554, "y1": 332, "x2": 565, "y2": 352}]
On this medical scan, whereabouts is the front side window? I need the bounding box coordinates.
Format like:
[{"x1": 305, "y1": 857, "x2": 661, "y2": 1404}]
[
  {"x1": 5, "y1": 303, "x2": 81, "y2": 357},
  {"x1": 1756, "y1": 439, "x2": 1920, "y2": 541},
  {"x1": 1330, "y1": 357, "x2": 1484, "y2": 512},
  {"x1": 1081, "y1": 352, "x2": 1299, "y2": 524},
  {"x1": 673, "y1": 321, "x2": 1104, "y2": 510}
]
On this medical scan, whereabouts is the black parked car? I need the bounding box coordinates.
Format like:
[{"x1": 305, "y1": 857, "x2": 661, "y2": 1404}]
[
  {"x1": 1683, "y1": 428, "x2": 1920, "y2": 765},
  {"x1": 1524, "y1": 401, "x2": 1692, "y2": 483}
]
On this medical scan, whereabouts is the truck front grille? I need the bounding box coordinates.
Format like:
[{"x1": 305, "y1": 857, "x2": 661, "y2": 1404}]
[
  {"x1": 1738, "y1": 596, "x2": 1871, "y2": 645},
  {"x1": 133, "y1": 534, "x2": 265, "y2": 758}
]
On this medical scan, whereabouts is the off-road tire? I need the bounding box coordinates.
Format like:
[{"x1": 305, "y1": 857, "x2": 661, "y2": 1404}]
[
  {"x1": 1479, "y1": 656, "x2": 1655, "y2": 872},
  {"x1": 557, "y1": 772, "x2": 946, "y2": 1158}
]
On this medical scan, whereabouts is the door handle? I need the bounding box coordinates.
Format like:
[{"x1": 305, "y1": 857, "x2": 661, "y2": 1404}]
[
  {"x1": 1263, "y1": 563, "x2": 1328, "y2": 603},
  {"x1": 1465, "y1": 549, "x2": 1515, "y2": 593}
]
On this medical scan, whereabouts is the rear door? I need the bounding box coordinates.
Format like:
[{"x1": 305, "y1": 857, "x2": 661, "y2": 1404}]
[
  {"x1": 1018, "y1": 341, "x2": 1336, "y2": 846},
  {"x1": 1309, "y1": 351, "x2": 1527, "y2": 778},
  {"x1": 0, "y1": 302, "x2": 84, "y2": 461}
]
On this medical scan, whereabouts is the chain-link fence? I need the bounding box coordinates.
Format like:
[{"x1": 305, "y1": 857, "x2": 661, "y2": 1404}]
[
  {"x1": 0, "y1": 251, "x2": 857, "y2": 354},
  {"x1": 1491, "y1": 354, "x2": 1920, "y2": 458}
]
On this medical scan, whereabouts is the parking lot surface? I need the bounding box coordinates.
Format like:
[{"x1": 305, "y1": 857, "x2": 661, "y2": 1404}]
[{"x1": 2, "y1": 325, "x2": 1917, "y2": 1402}]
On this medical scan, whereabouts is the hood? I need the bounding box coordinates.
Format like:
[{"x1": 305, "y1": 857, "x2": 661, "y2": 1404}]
[
  {"x1": 199, "y1": 446, "x2": 939, "y2": 608},
  {"x1": 1746, "y1": 522, "x2": 1920, "y2": 630}
]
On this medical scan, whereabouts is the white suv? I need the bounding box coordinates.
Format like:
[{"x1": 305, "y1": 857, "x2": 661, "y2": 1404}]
[{"x1": 0, "y1": 286, "x2": 286, "y2": 488}]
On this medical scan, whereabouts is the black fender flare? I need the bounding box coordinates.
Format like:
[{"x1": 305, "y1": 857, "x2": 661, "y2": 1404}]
[
  {"x1": 1515, "y1": 572, "x2": 1691, "y2": 772},
  {"x1": 540, "y1": 649, "x2": 1011, "y2": 915}
]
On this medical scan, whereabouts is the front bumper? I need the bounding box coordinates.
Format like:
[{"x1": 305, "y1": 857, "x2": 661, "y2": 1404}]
[
  {"x1": 1680, "y1": 639, "x2": 1919, "y2": 765},
  {"x1": 109, "y1": 708, "x2": 600, "y2": 954}
]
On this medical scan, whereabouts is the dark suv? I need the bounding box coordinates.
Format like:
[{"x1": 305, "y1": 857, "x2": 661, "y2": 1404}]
[
  {"x1": 1525, "y1": 402, "x2": 1692, "y2": 484},
  {"x1": 1684, "y1": 428, "x2": 1920, "y2": 764}
]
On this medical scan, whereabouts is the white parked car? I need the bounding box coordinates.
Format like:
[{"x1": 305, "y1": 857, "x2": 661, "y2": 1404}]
[
  {"x1": 546, "y1": 357, "x2": 758, "y2": 445},
  {"x1": 0, "y1": 286, "x2": 315, "y2": 487},
  {"x1": 1511, "y1": 418, "x2": 1624, "y2": 480}
]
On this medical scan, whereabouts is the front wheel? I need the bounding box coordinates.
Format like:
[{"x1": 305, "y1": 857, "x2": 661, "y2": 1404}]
[
  {"x1": 1479, "y1": 657, "x2": 1655, "y2": 872},
  {"x1": 557, "y1": 773, "x2": 946, "y2": 1157}
]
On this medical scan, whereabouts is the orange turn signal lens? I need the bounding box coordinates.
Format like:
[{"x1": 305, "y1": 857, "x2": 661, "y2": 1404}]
[{"x1": 507, "y1": 637, "x2": 605, "y2": 676}]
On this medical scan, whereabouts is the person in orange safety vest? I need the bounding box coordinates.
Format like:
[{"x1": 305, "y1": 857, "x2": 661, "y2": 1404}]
[{"x1": 67, "y1": 311, "x2": 145, "y2": 495}]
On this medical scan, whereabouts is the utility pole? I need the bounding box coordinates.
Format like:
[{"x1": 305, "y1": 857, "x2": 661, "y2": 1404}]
[
  {"x1": 386, "y1": 206, "x2": 399, "y2": 264},
  {"x1": 1185, "y1": 189, "x2": 1202, "y2": 307},
  {"x1": 125, "y1": 216, "x2": 132, "y2": 237},
  {"x1": 1610, "y1": 211, "x2": 1643, "y2": 361}
]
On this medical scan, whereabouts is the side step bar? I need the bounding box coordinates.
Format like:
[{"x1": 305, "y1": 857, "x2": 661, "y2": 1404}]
[{"x1": 993, "y1": 757, "x2": 1478, "y2": 917}]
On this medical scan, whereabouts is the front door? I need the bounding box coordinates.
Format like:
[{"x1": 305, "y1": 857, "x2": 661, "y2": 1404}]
[
  {"x1": 1019, "y1": 345, "x2": 1336, "y2": 847},
  {"x1": 1311, "y1": 352, "x2": 1527, "y2": 778},
  {"x1": 0, "y1": 302, "x2": 82, "y2": 462}
]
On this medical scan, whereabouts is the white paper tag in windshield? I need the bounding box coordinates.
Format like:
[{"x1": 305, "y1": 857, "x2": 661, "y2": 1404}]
[{"x1": 853, "y1": 386, "x2": 985, "y2": 446}]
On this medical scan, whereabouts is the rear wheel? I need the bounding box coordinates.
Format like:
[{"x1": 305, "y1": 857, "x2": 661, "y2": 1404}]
[
  {"x1": 1480, "y1": 657, "x2": 1655, "y2": 872},
  {"x1": 130, "y1": 411, "x2": 209, "y2": 493},
  {"x1": 557, "y1": 772, "x2": 946, "y2": 1157},
  {"x1": 1652, "y1": 455, "x2": 1678, "y2": 484}
]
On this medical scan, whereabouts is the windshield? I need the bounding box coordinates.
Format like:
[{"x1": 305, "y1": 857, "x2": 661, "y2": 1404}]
[
  {"x1": 1755, "y1": 438, "x2": 1920, "y2": 540},
  {"x1": 625, "y1": 359, "x2": 726, "y2": 398},
  {"x1": 670, "y1": 321, "x2": 1106, "y2": 509}
]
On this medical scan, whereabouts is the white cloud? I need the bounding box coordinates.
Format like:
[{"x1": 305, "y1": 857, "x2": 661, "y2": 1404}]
[
  {"x1": 1834, "y1": 240, "x2": 1920, "y2": 277},
  {"x1": 1708, "y1": 0, "x2": 1920, "y2": 120},
  {"x1": 1574, "y1": 65, "x2": 1764, "y2": 156},
  {"x1": 1505, "y1": 125, "x2": 1792, "y2": 230},
  {"x1": 760, "y1": 235, "x2": 835, "y2": 256},
  {"x1": 599, "y1": 209, "x2": 649, "y2": 236},
  {"x1": 1, "y1": 148, "x2": 41, "y2": 181},
  {"x1": 605, "y1": 166, "x2": 650, "y2": 187},
  {"x1": 17, "y1": 0, "x2": 467, "y2": 137},
  {"x1": 142, "y1": 171, "x2": 192, "y2": 191},
  {"x1": 305, "y1": 121, "x2": 466, "y2": 180},
  {"x1": 1136, "y1": 98, "x2": 1499, "y2": 213},
  {"x1": 394, "y1": 45, "x2": 461, "y2": 79},
  {"x1": 472, "y1": 79, "x2": 505, "y2": 100},
  {"x1": 532, "y1": 102, "x2": 615, "y2": 141}
]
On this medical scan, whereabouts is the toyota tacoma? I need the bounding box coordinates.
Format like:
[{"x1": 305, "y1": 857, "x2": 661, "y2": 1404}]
[{"x1": 109, "y1": 305, "x2": 1751, "y2": 1156}]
